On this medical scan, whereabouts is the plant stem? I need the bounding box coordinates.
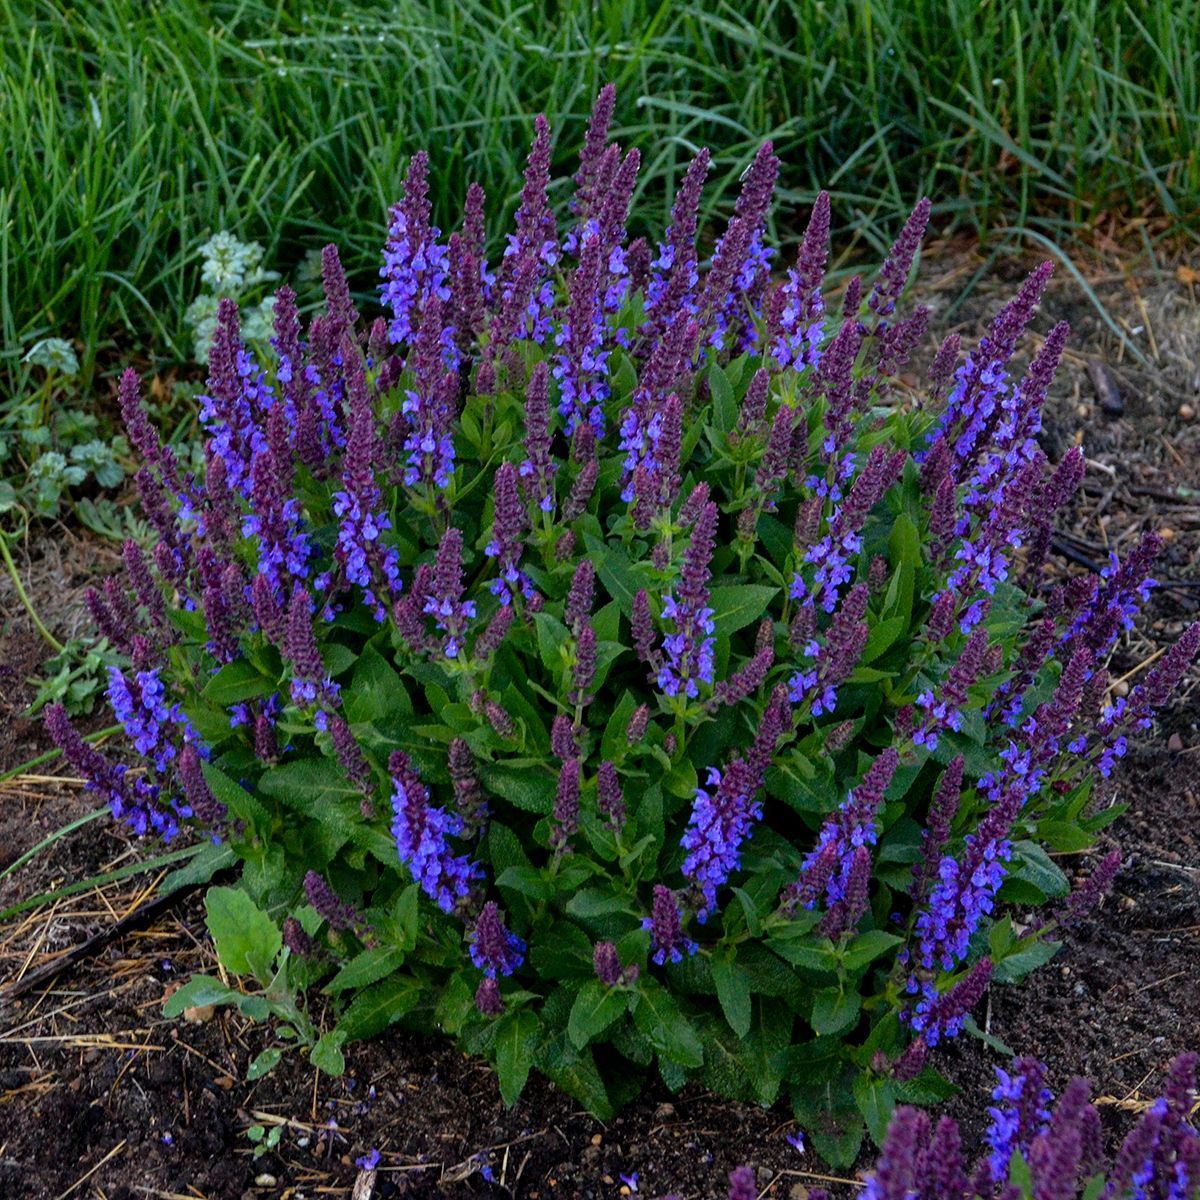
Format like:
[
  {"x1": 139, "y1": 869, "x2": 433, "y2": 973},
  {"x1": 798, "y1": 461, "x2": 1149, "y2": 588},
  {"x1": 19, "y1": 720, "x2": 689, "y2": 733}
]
[{"x1": 0, "y1": 529, "x2": 64, "y2": 652}]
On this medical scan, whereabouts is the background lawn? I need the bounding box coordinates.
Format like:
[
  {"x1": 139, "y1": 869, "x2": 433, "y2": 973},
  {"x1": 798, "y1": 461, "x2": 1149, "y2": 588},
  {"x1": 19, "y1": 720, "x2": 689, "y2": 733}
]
[{"x1": 3, "y1": 0, "x2": 1199, "y2": 391}]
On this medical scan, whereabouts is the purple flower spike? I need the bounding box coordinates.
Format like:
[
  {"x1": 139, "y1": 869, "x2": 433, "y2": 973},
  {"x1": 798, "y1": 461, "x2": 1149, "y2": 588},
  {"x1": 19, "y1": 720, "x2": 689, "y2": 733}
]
[
  {"x1": 381, "y1": 150, "x2": 450, "y2": 352},
  {"x1": 657, "y1": 500, "x2": 718, "y2": 699},
  {"x1": 550, "y1": 758, "x2": 581, "y2": 852},
  {"x1": 485, "y1": 462, "x2": 533, "y2": 606},
  {"x1": 520, "y1": 362, "x2": 557, "y2": 514},
  {"x1": 786, "y1": 747, "x2": 899, "y2": 914},
  {"x1": 645, "y1": 149, "x2": 711, "y2": 338},
  {"x1": 423, "y1": 527, "x2": 477, "y2": 659},
  {"x1": 642, "y1": 884, "x2": 697, "y2": 966},
  {"x1": 304, "y1": 871, "x2": 363, "y2": 933},
  {"x1": 770, "y1": 191, "x2": 830, "y2": 371},
  {"x1": 597, "y1": 761, "x2": 626, "y2": 828},
  {"x1": 469, "y1": 900, "x2": 525, "y2": 978},
  {"x1": 389, "y1": 750, "x2": 480, "y2": 912},
  {"x1": 681, "y1": 758, "x2": 764, "y2": 922},
  {"x1": 285, "y1": 587, "x2": 339, "y2": 716},
  {"x1": 571, "y1": 84, "x2": 617, "y2": 222},
  {"x1": 868, "y1": 197, "x2": 931, "y2": 322}
]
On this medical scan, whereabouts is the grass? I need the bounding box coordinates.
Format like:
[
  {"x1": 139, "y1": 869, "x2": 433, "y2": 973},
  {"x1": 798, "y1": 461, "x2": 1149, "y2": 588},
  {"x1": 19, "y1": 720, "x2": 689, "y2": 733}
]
[{"x1": 1, "y1": 0, "x2": 1198, "y2": 394}]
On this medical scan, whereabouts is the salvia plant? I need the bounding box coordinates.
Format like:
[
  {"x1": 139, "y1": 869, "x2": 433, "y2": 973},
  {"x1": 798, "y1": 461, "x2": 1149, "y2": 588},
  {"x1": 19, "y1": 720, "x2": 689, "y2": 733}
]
[
  {"x1": 682, "y1": 1052, "x2": 1199, "y2": 1200},
  {"x1": 44, "y1": 88, "x2": 1199, "y2": 1163}
]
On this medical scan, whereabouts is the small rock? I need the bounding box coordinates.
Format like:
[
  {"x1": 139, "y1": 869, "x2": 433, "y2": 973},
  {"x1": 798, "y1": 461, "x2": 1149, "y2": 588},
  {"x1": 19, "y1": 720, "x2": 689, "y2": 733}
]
[
  {"x1": 1180, "y1": 402, "x2": 1196, "y2": 420},
  {"x1": 790, "y1": 1186, "x2": 811, "y2": 1200},
  {"x1": 183, "y1": 1004, "x2": 215, "y2": 1024},
  {"x1": 254, "y1": 1174, "x2": 277, "y2": 1187},
  {"x1": 654, "y1": 1102, "x2": 675, "y2": 1120},
  {"x1": 214, "y1": 1075, "x2": 234, "y2": 1090},
  {"x1": 1114, "y1": 680, "x2": 1130, "y2": 698},
  {"x1": 1168, "y1": 732, "x2": 1184, "y2": 752}
]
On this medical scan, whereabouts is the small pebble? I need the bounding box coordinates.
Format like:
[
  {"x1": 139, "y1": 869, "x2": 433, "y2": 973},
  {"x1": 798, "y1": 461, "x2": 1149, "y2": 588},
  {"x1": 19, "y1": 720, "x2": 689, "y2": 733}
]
[
  {"x1": 1168, "y1": 732, "x2": 1184, "y2": 752},
  {"x1": 1180, "y1": 402, "x2": 1196, "y2": 420},
  {"x1": 255, "y1": 1175, "x2": 277, "y2": 1187},
  {"x1": 1114, "y1": 680, "x2": 1130, "y2": 698}
]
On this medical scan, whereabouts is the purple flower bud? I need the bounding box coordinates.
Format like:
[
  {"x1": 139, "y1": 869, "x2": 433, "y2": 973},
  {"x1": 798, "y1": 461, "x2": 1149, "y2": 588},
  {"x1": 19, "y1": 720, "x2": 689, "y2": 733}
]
[
  {"x1": 470, "y1": 901, "x2": 525, "y2": 978},
  {"x1": 565, "y1": 559, "x2": 595, "y2": 633},
  {"x1": 520, "y1": 362, "x2": 556, "y2": 514},
  {"x1": 331, "y1": 716, "x2": 371, "y2": 794},
  {"x1": 448, "y1": 737, "x2": 486, "y2": 832},
  {"x1": 550, "y1": 758, "x2": 581, "y2": 851},
  {"x1": 627, "y1": 704, "x2": 650, "y2": 745},
  {"x1": 869, "y1": 197, "x2": 930, "y2": 321},
  {"x1": 928, "y1": 333, "x2": 960, "y2": 398},
  {"x1": 304, "y1": 871, "x2": 362, "y2": 932},
  {"x1": 570, "y1": 625, "x2": 597, "y2": 707},
  {"x1": 283, "y1": 916, "x2": 314, "y2": 958},
  {"x1": 1057, "y1": 848, "x2": 1121, "y2": 930},
  {"x1": 642, "y1": 884, "x2": 697, "y2": 966},
  {"x1": 254, "y1": 712, "x2": 279, "y2": 763},
  {"x1": 593, "y1": 940, "x2": 622, "y2": 987},
  {"x1": 424, "y1": 527, "x2": 476, "y2": 659},
  {"x1": 551, "y1": 714, "x2": 578, "y2": 761},
  {"x1": 597, "y1": 761, "x2": 626, "y2": 827},
  {"x1": 475, "y1": 976, "x2": 505, "y2": 1017},
  {"x1": 475, "y1": 604, "x2": 514, "y2": 660},
  {"x1": 179, "y1": 744, "x2": 226, "y2": 827}
]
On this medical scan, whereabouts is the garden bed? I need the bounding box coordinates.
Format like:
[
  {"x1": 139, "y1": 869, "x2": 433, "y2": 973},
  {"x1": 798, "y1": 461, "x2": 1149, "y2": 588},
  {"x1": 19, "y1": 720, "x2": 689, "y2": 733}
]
[{"x1": 1, "y1": 242, "x2": 1196, "y2": 1199}]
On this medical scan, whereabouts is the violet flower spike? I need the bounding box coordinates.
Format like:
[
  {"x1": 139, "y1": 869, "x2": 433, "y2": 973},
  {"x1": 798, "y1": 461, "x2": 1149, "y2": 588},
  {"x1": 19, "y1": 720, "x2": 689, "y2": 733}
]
[
  {"x1": 423, "y1": 527, "x2": 477, "y2": 659},
  {"x1": 469, "y1": 900, "x2": 525, "y2": 978},
  {"x1": 641, "y1": 884, "x2": 697, "y2": 965},
  {"x1": 389, "y1": 750, "x2": 481, "y2": 912}
]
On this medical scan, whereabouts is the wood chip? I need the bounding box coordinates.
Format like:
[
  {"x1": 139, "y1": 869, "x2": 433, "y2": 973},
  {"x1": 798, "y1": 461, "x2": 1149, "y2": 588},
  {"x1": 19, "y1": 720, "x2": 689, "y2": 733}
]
[{"x1": 1086, "y1": 358, "x2": 1124, "y2": 416}]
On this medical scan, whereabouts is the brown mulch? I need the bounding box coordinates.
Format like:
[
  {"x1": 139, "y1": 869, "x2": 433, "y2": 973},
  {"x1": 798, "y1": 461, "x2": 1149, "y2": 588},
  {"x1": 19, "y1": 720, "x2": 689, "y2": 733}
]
[{"x1": 0, "y1": 242, "x2": 1198, "y2": 1200}]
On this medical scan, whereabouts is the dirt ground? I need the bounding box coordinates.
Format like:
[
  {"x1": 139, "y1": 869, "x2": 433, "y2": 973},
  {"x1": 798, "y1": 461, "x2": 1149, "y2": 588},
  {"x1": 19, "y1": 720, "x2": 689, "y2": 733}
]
[{"x1": 0, "y1": 242, "x2": 1197, "y2": 1200}]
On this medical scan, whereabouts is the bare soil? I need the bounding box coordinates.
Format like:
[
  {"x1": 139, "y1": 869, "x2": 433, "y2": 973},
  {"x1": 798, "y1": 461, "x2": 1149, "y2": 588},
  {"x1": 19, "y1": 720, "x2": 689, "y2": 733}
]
[{"x1": 0, "y1": 244, "x2": 1197, "y2": 1200}]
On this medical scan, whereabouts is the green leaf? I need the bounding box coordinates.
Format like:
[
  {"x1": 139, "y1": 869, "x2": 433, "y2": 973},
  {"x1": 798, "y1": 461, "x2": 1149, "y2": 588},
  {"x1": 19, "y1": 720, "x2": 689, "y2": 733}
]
[
  {"x1": 709, "y1": 363, "x2": 737, "y2": 431},
  {"x1": 888, "y1": 512, "x2": 923, "y2": 570},
  {"x1": 160, "y1": 840, "x2": 234, "y2": 896},
  {"x1": 338, "y1": 977, "x2": 423, "y2": 1042},
  {"x1": 708, "y1": 585, "x2": 779, "y2": 639},
  {"x1": 841, "y1": 930, "x2": 902, "y2": 972},
  {"x1": 246, "y1": 1047, "x2": 282, "y2": 1081},
  {"x1": 494, "y1": 1009, "x2": 541, "y2": 1106},
  {"x1": 310, "y1": 1033, "x2": 346, "y2": 1075},
  {"x1": 204, "y1": 886, "x2": 281, "y2": 984},
  {"x1": 710, "y1": 945, "x2": 752, "y2": 1039},
  {"x1": 567, "y1": 980, "x2": 628, "y2": 1049},
  {"x1": 495, "y1": 865, "x2": 553, "y2": 902},
  {"x1": 533, "y1": 611, "x2": 572, "y2": 675},
  {"x1": 585, "y1": 534, "x2": 644, "y2": 618},
  {"x1": 810, "y1": 987, "x2": 860, "y2": 1036},
  {"x1": 202, "y1": 660, "x2": 275, "y2": 706},
  {"x1": 853, "y1": 1074, "x2": 896, "y2": 1146},
  {"x1": 861, "y1": 616, "x2": 907, "y2": 664},
  {"x1": 1009, "y1": 839, "x2": 1070, "y2": 899},
  {"x1": 324, "y1": 946, "x2": 406, "y2": 995},
  {"x1": 565, "y1": 888, "x2": 634, "y2": 920},
  {"x1": 633, "y1": 982, "x2": 704, "y2": 1067},
  {"x1": 161, "y1": 974, "x2": 240, "y2": 1018},
  {"x1": 344, "y1": 644, "x2": 411, "y2": 724},
  {"x1": 200, "y1": 762, "x2": 269, "y2": 828},
  {"x1": 480, "y1": 764, "x2": 556, "y2": 814},
  {"x1": 992, "y1": 937, "x2": 1061, "y2": 984}
]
